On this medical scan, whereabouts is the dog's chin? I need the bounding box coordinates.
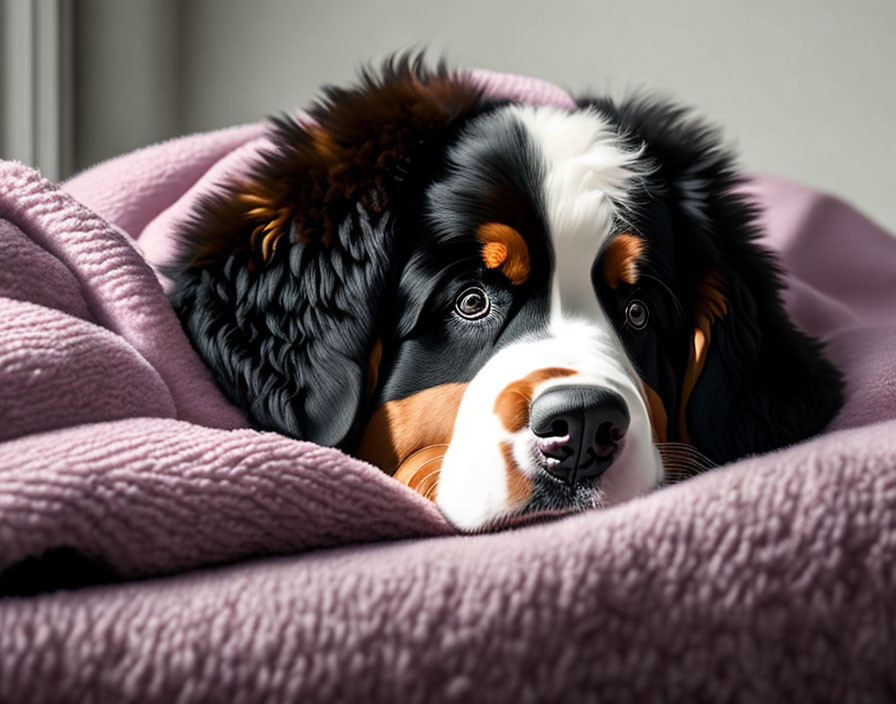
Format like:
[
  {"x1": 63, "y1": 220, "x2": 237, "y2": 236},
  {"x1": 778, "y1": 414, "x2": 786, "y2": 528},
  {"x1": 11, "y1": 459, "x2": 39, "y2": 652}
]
[
  {"x1": 454, "y1": 475, "x2": 607, "y2": 534},
  {"x1": 522, "y1": 473, "x2": 606, "y2": 516}
]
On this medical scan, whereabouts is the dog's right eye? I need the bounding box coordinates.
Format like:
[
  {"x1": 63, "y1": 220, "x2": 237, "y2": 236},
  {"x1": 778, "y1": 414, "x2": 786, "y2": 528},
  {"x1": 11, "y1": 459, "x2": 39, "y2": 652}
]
[{"x1": 454, "y1": 286, "x2": 491, "y2": 320}]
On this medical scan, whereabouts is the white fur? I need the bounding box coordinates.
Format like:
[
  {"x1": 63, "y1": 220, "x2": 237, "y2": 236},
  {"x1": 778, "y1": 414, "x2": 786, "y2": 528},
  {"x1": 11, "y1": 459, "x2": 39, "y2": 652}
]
[
  {"x1": 436, "y1": 106, "x2": 663, "y2": 531},
  {"x1": 511, "y1": 105, "x2": 644, "y2": 321},
  {"x1": 437, "y1": 324, "x2": 662, "y2": 530}
]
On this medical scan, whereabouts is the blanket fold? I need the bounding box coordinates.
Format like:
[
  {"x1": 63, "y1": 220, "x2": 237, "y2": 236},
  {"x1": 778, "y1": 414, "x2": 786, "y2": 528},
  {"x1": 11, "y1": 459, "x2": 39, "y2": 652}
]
[
  {"x1": 2, "y1": 418, "x2": 895, "y2": 702},
  {"x1": 0, "y1": 161, "x2": 249, "y2": 434},
  {"x1": 1, "y1": 69, "x2": 895, "y2": 702},
  {"x1": 0, "y1": 418, "x2": 451, "y2": 584}
]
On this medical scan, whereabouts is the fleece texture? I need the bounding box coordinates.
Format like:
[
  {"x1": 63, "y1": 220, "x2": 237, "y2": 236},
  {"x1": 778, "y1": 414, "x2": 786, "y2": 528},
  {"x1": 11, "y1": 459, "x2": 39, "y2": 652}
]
[{"x1": 1, "y1": 69, "x2": 895, "y2": 703}]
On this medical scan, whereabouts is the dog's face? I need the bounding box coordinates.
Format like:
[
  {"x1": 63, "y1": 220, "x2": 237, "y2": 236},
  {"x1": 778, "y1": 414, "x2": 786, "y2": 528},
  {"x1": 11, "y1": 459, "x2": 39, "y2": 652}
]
[{"x1": 168, "y1": 59, "x2": 843, "y2": 531}]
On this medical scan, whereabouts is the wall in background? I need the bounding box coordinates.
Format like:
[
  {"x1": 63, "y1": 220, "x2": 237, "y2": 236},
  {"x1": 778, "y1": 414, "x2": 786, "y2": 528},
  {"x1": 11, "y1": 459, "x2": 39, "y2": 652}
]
[
  {"x1": 73, "y1": 0, "x2": 180, "y2": 172},
  {"x1": 62, "y1": 0, "x2": 896, "y2": 233},
  {"x1": 1, "y1": 0, "x2": 73, "y2": 182}
]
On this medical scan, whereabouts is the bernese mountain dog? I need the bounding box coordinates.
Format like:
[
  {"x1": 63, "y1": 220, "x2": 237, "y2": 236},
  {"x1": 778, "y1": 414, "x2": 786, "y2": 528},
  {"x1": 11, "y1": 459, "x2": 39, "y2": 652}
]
[{"x1": 166, "y1": 56, "x2": 843, "y2": 531}]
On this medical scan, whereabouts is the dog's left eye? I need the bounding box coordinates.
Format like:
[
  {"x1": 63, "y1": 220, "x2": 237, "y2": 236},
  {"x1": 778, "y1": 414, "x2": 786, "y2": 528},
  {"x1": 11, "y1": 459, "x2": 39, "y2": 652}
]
[
  {"x1": 625, "y1": 299, "x2": 649, "y2": 330},
  {"x1": 455, "y1": 286, "x2": 491, "y2": 320}
]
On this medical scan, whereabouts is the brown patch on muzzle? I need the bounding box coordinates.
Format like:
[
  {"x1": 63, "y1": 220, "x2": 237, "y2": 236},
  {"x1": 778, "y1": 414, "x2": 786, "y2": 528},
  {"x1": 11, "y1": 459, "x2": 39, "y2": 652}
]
[
  {"x1": 493, "y1": 367, "x2": 577, "y2": 433},
  {"x1": 357, "y1": 383, "x2": 468, "y2": 500},
  {"x1": 392, "y1": 446, "x2": 445, "y2": 501}
]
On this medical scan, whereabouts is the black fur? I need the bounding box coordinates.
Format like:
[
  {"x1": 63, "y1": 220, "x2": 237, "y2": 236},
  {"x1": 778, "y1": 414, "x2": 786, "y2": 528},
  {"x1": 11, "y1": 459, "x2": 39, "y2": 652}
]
[
  {"x1": 167, "y1": 56, "x2": 843, "y2": 475},
  {"x1": 167, "y1": 56, "x2": 486, "y2": 450},
  {"x1": 376, "y1": 108, "x2": 554, "y2": 406},
  {"x1": 169, "y1": 204, "x2": 393, "y2": 448},
  {"x1": 585, "y1": 95, "x2": 844, "y2": 462}
]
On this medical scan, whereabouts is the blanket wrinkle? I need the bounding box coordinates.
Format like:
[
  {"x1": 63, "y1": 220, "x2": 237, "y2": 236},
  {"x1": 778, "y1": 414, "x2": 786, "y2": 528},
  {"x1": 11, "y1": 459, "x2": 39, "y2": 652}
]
[
  {"x1": 0, "y1": 160, "x2": 248, "y2": 433},
  {"x1": 1, "y1": 68, "x2": 895, "y2": 702},
  {"x1": 139, "y1": 134, "x2": 278, "y2": 287},
  {"x1": 63, "y1": 122, "x2": 268, "y2": 238},
  {"x1": 0, "y1": 298, "x2": 176, "y2": 442},
  {"x1": 0, "y1": 417, "x2": 452, "y2": 581},
  {"x1": 3, "y1": 417, "x2": 893, "y2": 702}
]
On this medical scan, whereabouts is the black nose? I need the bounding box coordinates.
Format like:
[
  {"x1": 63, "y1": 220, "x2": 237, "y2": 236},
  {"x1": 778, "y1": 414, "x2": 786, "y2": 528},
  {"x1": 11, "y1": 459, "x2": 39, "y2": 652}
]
[{"x1": 529, "y1": 386, "x2": 629, "y2": 485}]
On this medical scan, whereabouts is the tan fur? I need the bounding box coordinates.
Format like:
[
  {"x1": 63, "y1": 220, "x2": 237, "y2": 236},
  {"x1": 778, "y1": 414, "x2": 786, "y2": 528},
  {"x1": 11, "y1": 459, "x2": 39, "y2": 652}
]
[
  {"x1": 601, "y1": 233, "x2": 645, "y2": 288},
  {"x1": 366, "y1": 339, "x2": 382, "y2": 397},
  {"x1": 476, "y1": 223, "x2": 531, "y2": 285},
  {"x1": 180, "y1": 61, "x2": 482, "y2": 270},
  {"x1": 392, "y1": 445, "x2": 448, "y2": 501},
  {"x1": 357, "y1": 382, "x2": 468, "y2": 479},
  {"x1": 493, "y1": 367, "x2": 577, "y2": 433},
  {"x1": 677, "y1": 269, "x2": 728, "y2": 442},
  {"x1": 643, "y1": 383, "x2": 669, "y2": 443}
]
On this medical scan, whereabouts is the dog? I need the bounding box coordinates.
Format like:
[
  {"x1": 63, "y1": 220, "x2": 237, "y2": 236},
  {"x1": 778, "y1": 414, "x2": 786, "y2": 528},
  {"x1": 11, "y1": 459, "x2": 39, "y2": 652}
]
[{"x1": 166, "y1": 56, "x2": 843, "y2": 531}]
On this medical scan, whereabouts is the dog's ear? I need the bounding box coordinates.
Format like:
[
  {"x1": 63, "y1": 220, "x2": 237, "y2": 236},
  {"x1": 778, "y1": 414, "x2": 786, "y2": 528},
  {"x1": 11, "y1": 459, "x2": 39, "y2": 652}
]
[
  {"x1": 680, "y1": 258, "x2": 843, "y2": 463},
  {"x1": 585, "y1": 96, "x2": 844, "y2": 463},
  {"x1": 167, "y1": 55, "x2": 482, "y2": 450}
]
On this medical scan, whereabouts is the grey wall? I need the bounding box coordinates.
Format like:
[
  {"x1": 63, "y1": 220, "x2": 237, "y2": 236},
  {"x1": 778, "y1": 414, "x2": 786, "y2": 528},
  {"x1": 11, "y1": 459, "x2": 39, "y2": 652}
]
[
  {"x1": 75, "y1": 0, "x2": 896, "y2": 232},
  {"x1": 74, "y1": 0, "x2": 181, "y2": 171}
]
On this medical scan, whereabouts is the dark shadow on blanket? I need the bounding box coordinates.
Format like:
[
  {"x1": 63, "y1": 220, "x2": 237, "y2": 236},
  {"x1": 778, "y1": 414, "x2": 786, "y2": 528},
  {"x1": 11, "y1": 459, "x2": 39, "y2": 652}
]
[{"x1": 0, "y1": 547, "x2": 121, "y2": 597}]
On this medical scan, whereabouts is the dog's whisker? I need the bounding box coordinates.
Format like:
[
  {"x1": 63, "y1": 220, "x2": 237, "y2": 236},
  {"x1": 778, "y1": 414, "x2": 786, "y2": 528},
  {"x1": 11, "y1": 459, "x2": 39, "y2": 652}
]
[
  {"x1": 510, "y1": 390, "x2": 533, "y2": 405},
  {"x1": 404, "y1": 457, "x2": 447, "y2": 499},
  {"x1": 661, "y1": 461, "x2": 714, "y2": 473},
  {"x1": 662, "y1": 464, "x2": 707, "y2": 473},
  {"x1": 656, "y1": 443, "x2": 716, "y2": 467},
  {"x1": 423, "y1": 478, "x2": 441, "y2": 502},
  {"x1": 639, "y1": 273, "x2": 686, "y2": 322},
  {"x1": 413, "y1": 462, "x2": 446, "y2": 484},
  {"x1": 398, "y1": 443, "x2": 450, "y2": 464},
  {"x1": 163, "y1": 60, "x2": 844, "y2": 534},
  {"x1": 664, "y1": 464, "x2": 715, "y2": 475},
  {"x1": 656, "y1": 441, "x2": 717, "y2": 485},
  {"x1": 412, "y1": 443, "x2": 451, "y2": 452},
  {"x1": 661, "y1": 459, "x2": 712, "y2": 468},
  {"x1": 660, "y1": 447, "x2": 714, "y2": 464},
  {"x1": 406, "y1": 455, "x2": 446, "y2": 476},
  {"x1": 659, "y1": 459, "x2": 715, "y2": 483},
  {"x1": 659, "y1": 456, "x2": 716, "y2": 470}
]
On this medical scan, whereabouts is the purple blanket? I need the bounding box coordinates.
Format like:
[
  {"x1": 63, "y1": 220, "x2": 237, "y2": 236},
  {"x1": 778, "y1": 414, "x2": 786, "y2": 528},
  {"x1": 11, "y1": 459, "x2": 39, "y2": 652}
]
[{"x1": 2, "y1": 71, "x2": 896, "y2": 702}]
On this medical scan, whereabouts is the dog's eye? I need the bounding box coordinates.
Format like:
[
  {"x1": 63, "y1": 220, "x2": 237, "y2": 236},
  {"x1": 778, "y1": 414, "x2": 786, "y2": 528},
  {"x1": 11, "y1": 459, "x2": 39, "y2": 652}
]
[
  {"x1": 625, "y1": 299, "x2": 649, "y2": 330},
  {"x1": 455, "y1": 286, "x2": 491, "y2": 320}
]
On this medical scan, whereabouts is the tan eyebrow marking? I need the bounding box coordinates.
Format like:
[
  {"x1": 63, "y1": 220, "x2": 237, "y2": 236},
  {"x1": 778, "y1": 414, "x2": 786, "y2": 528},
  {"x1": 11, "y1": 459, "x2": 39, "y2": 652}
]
[
  {"x1": 601, "y1": 233, "x2": 645, "y2": 288},
  {"x1": 482, "y1": 241, "x2": 509, "y2": 269},
  {"x1": 476, "y1": 223, "x2": 531, "y2": 285}
]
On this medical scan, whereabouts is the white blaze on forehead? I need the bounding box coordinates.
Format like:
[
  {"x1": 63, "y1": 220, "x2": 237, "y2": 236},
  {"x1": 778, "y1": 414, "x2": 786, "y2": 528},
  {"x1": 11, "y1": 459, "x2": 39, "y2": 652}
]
[
  {"x1": 510, "y1": 105, "x2": 643, "y2": 321},
  {"x1": 434, "y1": 107, "x2": 662, "y2": 532}
]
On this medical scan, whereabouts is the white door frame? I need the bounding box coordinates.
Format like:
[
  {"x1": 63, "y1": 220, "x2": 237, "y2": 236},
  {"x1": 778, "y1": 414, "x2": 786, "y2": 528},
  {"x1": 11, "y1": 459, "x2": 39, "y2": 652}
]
[{"x1": 1, "y1": 0, "x2": 74, "y2": 182}]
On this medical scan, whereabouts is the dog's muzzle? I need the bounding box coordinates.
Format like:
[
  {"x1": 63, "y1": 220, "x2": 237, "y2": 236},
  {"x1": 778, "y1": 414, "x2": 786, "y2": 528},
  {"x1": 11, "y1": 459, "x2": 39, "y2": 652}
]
[{"x1": 530, "y1": 385, "x2": 629, "y2": 486}]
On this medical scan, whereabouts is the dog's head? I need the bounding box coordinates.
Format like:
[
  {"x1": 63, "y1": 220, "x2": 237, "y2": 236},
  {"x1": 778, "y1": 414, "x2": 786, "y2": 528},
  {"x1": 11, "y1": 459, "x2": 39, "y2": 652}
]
[{"x1": 167, "y1": 57, "x2": 843, "y2": 530}]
